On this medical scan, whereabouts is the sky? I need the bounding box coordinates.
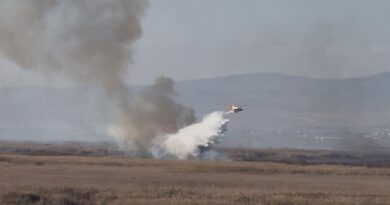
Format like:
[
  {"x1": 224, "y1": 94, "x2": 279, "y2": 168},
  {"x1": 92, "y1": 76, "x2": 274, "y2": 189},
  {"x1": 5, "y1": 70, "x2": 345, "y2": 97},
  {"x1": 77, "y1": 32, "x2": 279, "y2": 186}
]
[{"x1": 2, "y1": 0, "x2": 390, "y2": 86}]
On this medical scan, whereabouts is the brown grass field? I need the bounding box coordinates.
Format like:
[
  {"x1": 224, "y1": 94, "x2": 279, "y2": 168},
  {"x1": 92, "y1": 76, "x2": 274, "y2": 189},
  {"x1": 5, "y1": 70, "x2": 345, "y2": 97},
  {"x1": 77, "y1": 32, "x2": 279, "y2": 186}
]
[{"x1": 1, "y1": 143, "x2": 390, "y2": 204}]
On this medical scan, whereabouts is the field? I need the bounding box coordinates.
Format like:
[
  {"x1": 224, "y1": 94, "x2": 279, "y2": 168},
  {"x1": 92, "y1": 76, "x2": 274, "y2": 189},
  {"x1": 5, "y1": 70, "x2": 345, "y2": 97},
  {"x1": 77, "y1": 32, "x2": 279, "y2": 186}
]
[{"x1": 1, "y1": 143, "x2": 390, "y2": 204}]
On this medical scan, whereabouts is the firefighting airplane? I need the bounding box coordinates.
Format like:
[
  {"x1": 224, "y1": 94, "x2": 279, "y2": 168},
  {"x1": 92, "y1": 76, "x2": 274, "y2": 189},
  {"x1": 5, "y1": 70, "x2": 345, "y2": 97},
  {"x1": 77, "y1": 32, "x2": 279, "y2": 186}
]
[{"x1": 226, "y1": 105, "x2": 244, "y2": 114}]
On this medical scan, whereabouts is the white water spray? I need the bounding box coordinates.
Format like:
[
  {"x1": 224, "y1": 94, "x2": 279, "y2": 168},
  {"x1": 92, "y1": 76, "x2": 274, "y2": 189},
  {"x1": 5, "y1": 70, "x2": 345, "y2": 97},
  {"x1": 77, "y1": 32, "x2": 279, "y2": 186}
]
[{"x1": 153, "y1": 111, "x2": 229, "y2": 159}]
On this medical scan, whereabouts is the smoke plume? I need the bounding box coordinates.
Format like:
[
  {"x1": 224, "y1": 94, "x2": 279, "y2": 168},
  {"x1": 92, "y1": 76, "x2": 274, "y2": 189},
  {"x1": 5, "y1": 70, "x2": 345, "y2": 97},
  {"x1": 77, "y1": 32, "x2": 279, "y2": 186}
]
[
  {"x1": 109, "y1": 76, "x2": 196, "y2": 156},
  {"x1": 0, "y1": 1, "x2": 230, "y2": 159},
  {"x1": 0, "y1": 0, "x2": 146, "y2": 86}
]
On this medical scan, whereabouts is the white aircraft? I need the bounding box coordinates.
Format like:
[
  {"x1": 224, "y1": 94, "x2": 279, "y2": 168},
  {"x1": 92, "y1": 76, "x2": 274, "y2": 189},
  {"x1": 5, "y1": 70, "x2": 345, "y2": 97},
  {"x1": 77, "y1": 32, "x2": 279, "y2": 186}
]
[{"x1": 226, "y1": 105, "x2": 244, "y2": 114}]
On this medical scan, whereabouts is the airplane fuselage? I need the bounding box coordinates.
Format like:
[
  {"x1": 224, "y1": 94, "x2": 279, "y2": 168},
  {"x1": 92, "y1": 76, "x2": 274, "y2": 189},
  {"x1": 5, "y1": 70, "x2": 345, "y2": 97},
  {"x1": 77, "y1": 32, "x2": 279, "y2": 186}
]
[{"x1": 227, "y1": 105, "x2": 244, "y2": 113}]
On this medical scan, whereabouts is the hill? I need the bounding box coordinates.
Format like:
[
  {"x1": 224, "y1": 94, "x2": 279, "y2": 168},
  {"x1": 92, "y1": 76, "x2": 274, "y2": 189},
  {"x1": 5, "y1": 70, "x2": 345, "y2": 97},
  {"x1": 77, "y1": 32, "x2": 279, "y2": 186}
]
[{"x1": 1, "y1": 72, "x2": 390, "y2": 149}]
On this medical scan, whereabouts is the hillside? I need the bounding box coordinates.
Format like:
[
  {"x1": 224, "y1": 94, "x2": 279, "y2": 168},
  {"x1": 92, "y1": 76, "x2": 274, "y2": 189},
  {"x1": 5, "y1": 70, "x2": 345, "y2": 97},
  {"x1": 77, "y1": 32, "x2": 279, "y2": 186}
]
[{"x1": 1, "y1": 72, "x2": 390, "y2": 149}]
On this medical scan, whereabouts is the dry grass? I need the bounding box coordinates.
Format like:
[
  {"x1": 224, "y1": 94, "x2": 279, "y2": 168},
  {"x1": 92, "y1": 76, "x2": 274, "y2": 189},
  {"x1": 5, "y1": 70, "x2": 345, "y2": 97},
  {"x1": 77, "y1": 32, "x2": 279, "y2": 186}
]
[
  {"x1": 2, "y1": 154, "x2": 390, "y2": 176},
  {"x1": 3, "y1": 142, "x2": 390, "y2": 167},
  {"x1": 220, "y1": 147, "x2": 390, "y2": 167},
  {"x1": 1, "y1": 154, "x2": 390, "y2": 204}
]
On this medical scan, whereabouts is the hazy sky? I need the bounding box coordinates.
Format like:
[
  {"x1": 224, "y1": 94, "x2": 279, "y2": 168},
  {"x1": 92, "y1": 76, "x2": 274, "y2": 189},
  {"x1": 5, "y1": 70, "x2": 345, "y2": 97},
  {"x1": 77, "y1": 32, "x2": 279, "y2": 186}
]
[{"x1": 2, "y1": 0, "x2": 390, "y2": 86}]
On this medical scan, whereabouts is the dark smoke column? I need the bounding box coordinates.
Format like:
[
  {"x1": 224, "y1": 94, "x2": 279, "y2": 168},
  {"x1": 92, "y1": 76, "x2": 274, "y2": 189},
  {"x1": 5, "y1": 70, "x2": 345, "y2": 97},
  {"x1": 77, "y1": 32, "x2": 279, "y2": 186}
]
[
  {"x1": 109, "y1": 76, "x2": 196, "y2": 156},
  {"x1": 0, "y1": 0, "x2": 196, "y2": 156},
  {"x1": 0, "y1": 0, "x2": 147, "y2": 87}
]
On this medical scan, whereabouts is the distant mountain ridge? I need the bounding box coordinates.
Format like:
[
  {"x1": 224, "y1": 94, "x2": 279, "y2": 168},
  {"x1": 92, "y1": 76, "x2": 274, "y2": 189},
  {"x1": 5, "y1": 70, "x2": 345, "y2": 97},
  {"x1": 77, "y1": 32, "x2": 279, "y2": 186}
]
[
  {"x1": 1, "y1": 72, "x2": 390, "y2": 149},
  {"x1": 177, "y1": 72, "x2": 390, "y2": 125}
]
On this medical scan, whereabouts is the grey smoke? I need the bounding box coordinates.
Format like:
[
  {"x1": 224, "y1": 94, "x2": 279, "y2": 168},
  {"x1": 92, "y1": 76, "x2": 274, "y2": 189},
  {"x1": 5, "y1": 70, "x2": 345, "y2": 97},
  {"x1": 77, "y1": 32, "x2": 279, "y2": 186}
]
[
  {"x1": 0, "y1": 0, "x2": 197, "y2": 155},
  {"x1": 0, "y1": 0, "x2": 147, "y2": 87},
  {"x1": 109, "y1": 76, "x2": 196, "y2": 155}
]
